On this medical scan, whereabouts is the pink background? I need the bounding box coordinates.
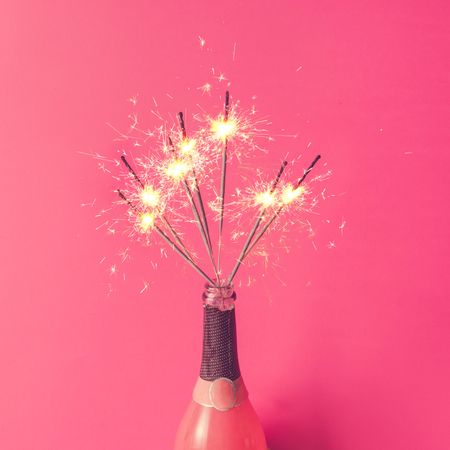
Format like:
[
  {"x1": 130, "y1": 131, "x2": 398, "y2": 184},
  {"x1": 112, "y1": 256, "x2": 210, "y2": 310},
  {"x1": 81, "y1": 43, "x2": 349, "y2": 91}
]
[{"x1": 1, "y1": 1, "x2": 449, "y2": 449}]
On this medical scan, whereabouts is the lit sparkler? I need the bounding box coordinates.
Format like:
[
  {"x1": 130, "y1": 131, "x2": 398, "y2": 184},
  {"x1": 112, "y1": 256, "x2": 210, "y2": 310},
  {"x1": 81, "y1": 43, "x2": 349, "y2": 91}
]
[
  {"x1": 107, "y1": 92, "x2": 322, "y2": 288},
  {"x1": 216, "y1": 91, "x2": 238, "y2": 276},
  {"x1": 228, "y1": 154, "x2": 321, "y2": 284}
]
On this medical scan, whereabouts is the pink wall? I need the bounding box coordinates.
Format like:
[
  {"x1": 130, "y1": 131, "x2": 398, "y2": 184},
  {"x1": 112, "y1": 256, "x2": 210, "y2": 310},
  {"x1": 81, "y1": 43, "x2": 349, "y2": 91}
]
[{"x1": 1, "y1": 1, "x2": 449, "y2": 449}]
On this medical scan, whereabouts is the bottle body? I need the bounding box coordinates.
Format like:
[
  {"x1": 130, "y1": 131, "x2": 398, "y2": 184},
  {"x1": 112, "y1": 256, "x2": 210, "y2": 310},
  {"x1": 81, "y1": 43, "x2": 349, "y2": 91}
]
[
  {"x1": 174, "y1": 286, "x2": 267, "y2": 450},
  {"x1": 175, "y1": 397, "x2": 267, "y2": 449}
]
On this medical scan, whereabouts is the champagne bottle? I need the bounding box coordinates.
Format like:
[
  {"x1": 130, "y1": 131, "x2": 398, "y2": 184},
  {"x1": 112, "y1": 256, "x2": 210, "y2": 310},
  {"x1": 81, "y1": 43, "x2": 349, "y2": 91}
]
[{"x1": 174, "y1": 285, "x2": 267, "y2": 450}]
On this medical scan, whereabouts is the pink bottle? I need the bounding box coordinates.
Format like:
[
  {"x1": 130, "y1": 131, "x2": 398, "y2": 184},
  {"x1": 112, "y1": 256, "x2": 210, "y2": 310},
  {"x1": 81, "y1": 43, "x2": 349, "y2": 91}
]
[{"x1": 174, "y1": 285, "x2": 267, "y2": 450}]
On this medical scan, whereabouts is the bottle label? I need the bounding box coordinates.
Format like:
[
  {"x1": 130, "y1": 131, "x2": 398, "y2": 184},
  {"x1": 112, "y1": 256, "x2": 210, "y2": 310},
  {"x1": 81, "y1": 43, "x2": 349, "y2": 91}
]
[{"x1": 192, "y1": 376, "x2": 248, "y2": 412}]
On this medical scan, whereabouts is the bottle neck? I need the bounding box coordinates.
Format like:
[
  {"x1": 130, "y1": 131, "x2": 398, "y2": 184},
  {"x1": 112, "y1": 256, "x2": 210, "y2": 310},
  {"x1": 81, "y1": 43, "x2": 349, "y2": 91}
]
[{"x1": 200, "y1": 286, "x2": 240, "y2": 381}]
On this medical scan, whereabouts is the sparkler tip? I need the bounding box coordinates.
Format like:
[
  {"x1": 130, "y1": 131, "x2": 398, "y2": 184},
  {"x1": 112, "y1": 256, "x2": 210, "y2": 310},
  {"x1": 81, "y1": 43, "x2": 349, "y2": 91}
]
[
  {"x1": 225, "y1": 91, "x2": 230, "y2": 120},
  {"x1": 177, "y1": 111, "x2": 186, "y2": 138}
]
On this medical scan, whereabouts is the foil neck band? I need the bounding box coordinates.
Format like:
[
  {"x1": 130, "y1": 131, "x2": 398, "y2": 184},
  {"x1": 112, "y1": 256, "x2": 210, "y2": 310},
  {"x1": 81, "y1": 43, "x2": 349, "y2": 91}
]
[{"x1": 193, "y1": 376, "x2": 248, "y2": 412}]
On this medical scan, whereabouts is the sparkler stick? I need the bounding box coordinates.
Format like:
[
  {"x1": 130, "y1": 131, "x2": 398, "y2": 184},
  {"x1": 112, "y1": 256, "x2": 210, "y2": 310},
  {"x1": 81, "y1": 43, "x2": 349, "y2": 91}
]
[
  {"x1": 192, "y1": 169, "x2": 212, "y2": 249},
  {"x1": 160, "y1": 216, "x2": 195, "y2": 263},
  {"x1": 119, "y1": 158, "x2": 195, "y2": 263},
  {"x1": 154, "y1": 225, "x2": 216, "y2": 286},
  {"x1": 121, "y1": 155, "x2": 144, "y2": 188},
  {"x1": 117, "y1": 189, "x2": 134, "y2": 207},
  {"x1": 229, "y1": 155, "x2": 322, "y2": 283},
  {"x1": 174, "y1": 117, "x2": 219, "y2": 280},
  {"x1": 227, "y1": 160, "x2": 288, "y2": 284},
  {"x1": 117, "y1": 190, "x2": 214, "y2": 286},
  {"x1": 177, "y1": 113, "x2": 213, "y2": 251},
  {"x1": 167, "y1": 137, "x2": 209, "y2": 251},
  {"x1": 177, "y1": 111, "x2": 187, "y2": 139},
  {"x1": 217, "y1": 91, "x2": 230, "y2": 278},
  {"x1": 294, "y1": 154, "x2": 321, "y2": 188},
  {"x1": 168, "y1": 134, "x2": 208, "y2": 247},
  {"x1": 182, "y1": 180, "x2": 220, "y2": 282}
]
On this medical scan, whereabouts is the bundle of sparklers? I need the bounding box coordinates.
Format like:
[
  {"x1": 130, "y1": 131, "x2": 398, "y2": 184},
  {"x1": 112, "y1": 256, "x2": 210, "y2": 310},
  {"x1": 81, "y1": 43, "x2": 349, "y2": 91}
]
[{"x1": 115, "y1": 91, "x2": 321, "y2": 288}]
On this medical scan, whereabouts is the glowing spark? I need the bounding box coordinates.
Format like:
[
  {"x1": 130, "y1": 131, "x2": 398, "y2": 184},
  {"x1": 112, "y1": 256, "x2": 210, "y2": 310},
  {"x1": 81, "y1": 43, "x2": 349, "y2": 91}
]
[
  {"x1": 119, "y1": 248, "x2": 130, "y2": 263},
  {"x1": 211, "y1": 118, "x2": 237, "y2": 140},
  {"x1": 151, "y1": 110, "x2": 164, "y2": 120},
  {"x1": 165, "y1": 159, "x2": 191, "y2": 181},
  {"x1": 328, "y1": 241, "x2": 336, "y2": 249},
  {"x1": 110, "y1": 264, "x2": 117, "y2": 275},
  {"x1": 139, "y1": 212, "x2": 155, "y2": 232},
  {"x1": 98, "y1": 162, "x2": 110, "y2": 173},
  {"x1": 255, "y1": 190, "x2": 276, "y2": 208},
  {"x1": 140, "y1": 185, "x2": 160, "y2": 208},
  {"x1": 81, "y1": 198, "x2": 96, "y2": 208},
  {"x1": 96, "y1": 220, "x2": 109, "y2": 230},
  {"x1": 140, "y1": 281, "x2": 150, "y2": 294},
  {"x1": 198, "y1": 83, "x2": 212, "y2": 95},
  {"x1": 305, "y1": 220, "x2": 315, "y2": 238},
  {"x1": 281, "y1": 184, "x2": 305, "y2": 205},
  {"x1": 198, "y1": 36, "x2": 206, "y2": 48},
  {"x1": 179, "y1": 138, "x2": 196, "y2": 155},
  {"x1": 128, "y1": 113, "x2": 138, "y2": 130},
  {"x1": 339, "y1": 218, "x2": 346, "y2": 235},
  {"x1": 97, "y1": 208, "x2": 112, "y2": 216}
]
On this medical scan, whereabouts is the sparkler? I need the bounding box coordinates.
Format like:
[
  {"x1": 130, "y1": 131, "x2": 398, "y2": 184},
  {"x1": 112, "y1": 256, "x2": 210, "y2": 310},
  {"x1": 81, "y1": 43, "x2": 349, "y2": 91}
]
[
  {"x1": 119, "y1": 157, "x2": 194, "y2": 262},
  {"x1": 217, "y1": 91, "x2": 231, "y2": 276},
  {"x1": 108, "y1": 92, "x2": 322, "y2": 288},
  {"x1": 117, "y1": 189, "x2": 213, "y2": 285},
  {"x1": 178, "y1": 113, "x2": 214, "y2": 254},
  {"x1": 228, "y1": 154, "x2": 321, "y2": 284},
  {"x1": 172, "y1": 114, "x2": 219, "y2": 280},
  {"x1": 227, "y1": 159, "x2": 288, "y2": 285}
]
